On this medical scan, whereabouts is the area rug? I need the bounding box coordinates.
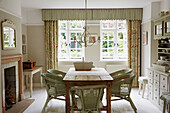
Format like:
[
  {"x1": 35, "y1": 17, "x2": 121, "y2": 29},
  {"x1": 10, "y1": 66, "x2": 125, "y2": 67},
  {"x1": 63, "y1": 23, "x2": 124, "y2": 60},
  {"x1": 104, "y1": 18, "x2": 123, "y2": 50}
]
[{"x1": 6, "y1": 99, "x2": 35, "y2": 113}]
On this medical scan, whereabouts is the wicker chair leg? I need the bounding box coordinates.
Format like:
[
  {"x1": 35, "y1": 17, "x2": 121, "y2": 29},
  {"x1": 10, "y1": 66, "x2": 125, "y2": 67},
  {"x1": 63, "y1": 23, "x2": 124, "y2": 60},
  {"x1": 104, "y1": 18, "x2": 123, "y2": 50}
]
[
  {"x1": 41, "y1": 97, "x2": 50, "y2": 113},
  {"x1": 127, "y1": 96, "x2": 137, "y2": 113}
]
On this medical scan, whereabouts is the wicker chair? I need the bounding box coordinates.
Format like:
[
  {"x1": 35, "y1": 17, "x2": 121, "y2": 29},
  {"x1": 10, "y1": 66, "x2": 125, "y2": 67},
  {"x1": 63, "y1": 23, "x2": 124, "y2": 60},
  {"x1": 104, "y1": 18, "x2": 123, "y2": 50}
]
[
  {"x1": 41, "y1": 73, "x2": 65, "y2": 113},
  {"x1": 47, "y1": 69, "x2": 66, "y2": 77},
  {"x1": 70, "y1": 85, "x2": 107, "y2": 113},
  {"x1": 109, "y1": 68, "x2": 133, "y2": 77},
  {"x1": 111, "y1": 73, "x2": 137, "y2": 113}
]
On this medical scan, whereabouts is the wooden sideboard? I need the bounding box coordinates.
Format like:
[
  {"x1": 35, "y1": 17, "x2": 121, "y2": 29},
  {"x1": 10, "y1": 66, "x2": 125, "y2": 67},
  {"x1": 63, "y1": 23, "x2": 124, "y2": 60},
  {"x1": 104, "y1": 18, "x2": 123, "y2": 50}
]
[{"x1": 148, "y1": 68, "x2": 170, "y2": 112}]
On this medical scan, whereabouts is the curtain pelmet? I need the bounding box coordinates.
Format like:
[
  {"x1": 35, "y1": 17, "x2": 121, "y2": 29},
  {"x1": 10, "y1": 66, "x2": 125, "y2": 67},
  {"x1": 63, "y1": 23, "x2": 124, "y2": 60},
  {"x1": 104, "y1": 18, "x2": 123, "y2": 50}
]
[{"x1": 42, "y1": 8, "x2": 142, "y2": 21}]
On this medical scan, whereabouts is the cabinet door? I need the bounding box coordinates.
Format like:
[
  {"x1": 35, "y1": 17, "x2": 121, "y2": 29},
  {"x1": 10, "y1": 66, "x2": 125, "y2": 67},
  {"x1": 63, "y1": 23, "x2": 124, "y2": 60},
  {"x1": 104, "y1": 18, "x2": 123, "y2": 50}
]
[
  {"x1": 154, "y1": 20, "x2": 164, "y2": 39},
  {"x1": 164, "y1": 15, "x2": 170, "y2": 36}
]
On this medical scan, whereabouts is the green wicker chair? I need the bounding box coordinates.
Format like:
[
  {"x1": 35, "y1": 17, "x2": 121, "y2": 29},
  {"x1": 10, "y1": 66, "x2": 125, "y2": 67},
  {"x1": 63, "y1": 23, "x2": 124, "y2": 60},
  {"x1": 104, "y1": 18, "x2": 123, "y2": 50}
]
[
  {"x1": 47, "y1": 69, "x2": 66, "y2": 77},
  {"x1": 111, "y1": 73, "x2": 137, "y2": 113},
  {"x1": 41, "y1": 73, "x2": 65, "y2": 113},
  {"x1": 109, "y1": 68, "x2": 133, "y2": 77},
  {"x1": 70, "y1": 85, "x2": 107, "y2": 113}
]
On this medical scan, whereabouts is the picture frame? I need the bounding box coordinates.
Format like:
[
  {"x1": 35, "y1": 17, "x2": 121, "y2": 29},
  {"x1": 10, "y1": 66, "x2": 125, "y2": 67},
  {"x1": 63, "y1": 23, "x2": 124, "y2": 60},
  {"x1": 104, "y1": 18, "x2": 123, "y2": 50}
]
[
  {"x1": 22, "y1": 45, "x2": 26, "y2": 55},
  {"x1": 22, "y1": 34, "x2": 26, "y2": 44},
  {"x1": 143, "y1": 31, "x2": 148, "y2": 45}
]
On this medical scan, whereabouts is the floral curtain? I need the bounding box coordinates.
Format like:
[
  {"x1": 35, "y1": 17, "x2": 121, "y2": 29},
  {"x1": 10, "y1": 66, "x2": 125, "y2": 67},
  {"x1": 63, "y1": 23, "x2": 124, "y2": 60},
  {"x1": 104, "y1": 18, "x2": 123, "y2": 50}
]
[
  {"x1": 127, "y1": 20, "x2": 141, "y2": 87},
  {"x1": 44, "y1": 21, "x2": 58, "y2": 70}
]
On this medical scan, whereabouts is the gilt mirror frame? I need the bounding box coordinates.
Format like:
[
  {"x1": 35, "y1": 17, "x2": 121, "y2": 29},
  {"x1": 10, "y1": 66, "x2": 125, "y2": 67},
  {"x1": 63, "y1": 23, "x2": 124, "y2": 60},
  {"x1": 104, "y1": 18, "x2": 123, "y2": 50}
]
[{"x1": 1, "y1": 19, "x2": 16, "y2": 50}]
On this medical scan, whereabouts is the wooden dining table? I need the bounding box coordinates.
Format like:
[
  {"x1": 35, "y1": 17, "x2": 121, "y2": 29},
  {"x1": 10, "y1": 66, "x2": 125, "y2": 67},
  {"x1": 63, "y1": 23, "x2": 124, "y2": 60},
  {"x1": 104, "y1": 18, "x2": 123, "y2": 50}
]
[{"x1": 63, "y1": 68, "x2": 113, "y2": 113}]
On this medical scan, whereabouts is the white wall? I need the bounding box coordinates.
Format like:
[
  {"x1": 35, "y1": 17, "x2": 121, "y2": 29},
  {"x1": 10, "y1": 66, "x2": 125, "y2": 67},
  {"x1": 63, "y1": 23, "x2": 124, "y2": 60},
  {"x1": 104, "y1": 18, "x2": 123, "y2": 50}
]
[
  {"x1": 0, "y1": 0, "x2": 21, "y2": 17},
  {"x1": 22, "y1": 9, "x2": 43, "y2": 25},
  {"x1": 160, "y1": 0, "x2": 170, "y2": 11}
]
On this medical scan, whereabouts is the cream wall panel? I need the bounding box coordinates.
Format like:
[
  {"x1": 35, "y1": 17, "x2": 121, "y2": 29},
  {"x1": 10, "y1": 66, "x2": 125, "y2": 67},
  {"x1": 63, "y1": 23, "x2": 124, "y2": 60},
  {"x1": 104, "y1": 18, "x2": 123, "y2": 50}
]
[{"x1": 27, "y1": 25, "x2": 45, "y2": 72}]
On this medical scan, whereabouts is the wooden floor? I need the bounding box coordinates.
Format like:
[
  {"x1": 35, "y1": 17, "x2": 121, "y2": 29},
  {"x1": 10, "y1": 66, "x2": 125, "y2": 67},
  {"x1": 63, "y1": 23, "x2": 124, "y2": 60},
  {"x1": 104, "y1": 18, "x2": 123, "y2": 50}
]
[{"x1": 23, "y1": 88, "x2": 161, "y2": 113}]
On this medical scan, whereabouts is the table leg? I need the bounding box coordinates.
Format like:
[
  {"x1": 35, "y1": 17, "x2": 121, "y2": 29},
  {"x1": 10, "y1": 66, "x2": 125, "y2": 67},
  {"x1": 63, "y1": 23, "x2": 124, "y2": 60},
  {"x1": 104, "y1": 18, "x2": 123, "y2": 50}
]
[
  {"x1": 107, "y1": 82, "x2": 111, "y2": 113},
  {"x1": 26, "y1": 75, "x2": 28, "y2": 89},
  {"x1": 30, "y1": 74, "x2": 33, "y2": 97},
  {"x1": 40, "y1": 69, "x2": 43, "y2": 88},
  {"x1": 65, "y1": 83, "x2": 70, "y2": 113}
]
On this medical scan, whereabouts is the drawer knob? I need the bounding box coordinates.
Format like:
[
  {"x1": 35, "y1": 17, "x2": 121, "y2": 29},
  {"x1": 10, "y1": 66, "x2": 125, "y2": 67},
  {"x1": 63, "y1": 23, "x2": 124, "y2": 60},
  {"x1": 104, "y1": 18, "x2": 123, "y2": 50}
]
[
  {"x1": 163, "y1": 78, "x2": 165, "y2": 80},
  {"x1": 163, "y1": 86, "x2": 165, "y2": 88},
  {"x1": 155, "y1": 89, "x2": 157, "y2": 91}
]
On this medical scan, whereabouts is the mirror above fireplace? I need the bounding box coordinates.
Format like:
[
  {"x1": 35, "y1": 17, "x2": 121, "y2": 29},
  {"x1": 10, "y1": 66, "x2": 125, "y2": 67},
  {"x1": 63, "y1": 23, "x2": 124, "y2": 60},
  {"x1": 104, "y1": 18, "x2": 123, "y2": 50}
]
[{"x1": 1, "y1": 19, "x2": 16, "y2": 50}]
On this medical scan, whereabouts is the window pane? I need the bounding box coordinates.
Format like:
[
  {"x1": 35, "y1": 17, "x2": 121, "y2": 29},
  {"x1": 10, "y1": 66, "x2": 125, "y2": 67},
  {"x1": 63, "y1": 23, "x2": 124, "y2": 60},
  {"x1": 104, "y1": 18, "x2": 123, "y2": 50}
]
[
  {"x1": 109, "y1": 49, "x2": 114, "y2": 56},
  {"x1": 102, "y1": 41, "x2": 107, "y2": 48},
  {"x1": 77, "y1": 42, "x2": 82, "y2": 48},
  {"x1": 71, "y1": 41, "x2": 76, "y2": 48},
  {"x1": 70, "y1": 49, "x2": 76, "y2": 57},
  {"x1": 77, "y1": 33, "x2": 82, "y2": 41},
  {"x1": 61, "y1": 41, "x2": 67, "y2": 48},
  {"x1": 118, "y1": 49, "x2": 124, "y2": 56},
  {"x1": 102, "y1": 20, "x2": 115, "y2": 29},
  {"x1": 118, "y1": 32, "x2": 124, "y2": 39},
  {"x1": 117, "y1": 20, "x2": 126, "y2": 29},
  {"x1": 77, "y1": 22, "x2": 82, "y2": 28},
  {"x1": 103, "y1": 32, "x2": 107, "y2": 40},
  {"x1": 59, "y1": 21, "x2": 67, "y2": 30},
  {"x1": 4, "y1": 42, "x2": 9, "y2": 47},
  {"x1": 60, "y1": 33, "x2": 66, "y2": 41},
  {"x1": 70, "y1": 33, "x2": 76, "y2": 40},
  {"x1": 102, "y1": 49, "x2": 107, "y2": 53},
  {"x1": 118, "y1": 41, "x2": 123, "y2": 48},
  {"x1": 109, "y1": 41, "x2": 114, "y2": 48},
  {"x1": 70, "y1": 22, "x2": 76, "y2": 28},
  {"x1": 109, "y1": 32, "x2": 114, "y2": 40},
  {"x1": 77, "y1": 50, "x2": 82, "y2": 57}
]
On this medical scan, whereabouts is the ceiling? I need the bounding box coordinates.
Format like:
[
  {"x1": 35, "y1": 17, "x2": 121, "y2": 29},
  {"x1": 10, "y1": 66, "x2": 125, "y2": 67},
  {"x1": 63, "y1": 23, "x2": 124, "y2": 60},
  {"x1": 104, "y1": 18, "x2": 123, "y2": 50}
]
[{"x1": 21, "y1": 0, "x2": 161, "y2": 9}]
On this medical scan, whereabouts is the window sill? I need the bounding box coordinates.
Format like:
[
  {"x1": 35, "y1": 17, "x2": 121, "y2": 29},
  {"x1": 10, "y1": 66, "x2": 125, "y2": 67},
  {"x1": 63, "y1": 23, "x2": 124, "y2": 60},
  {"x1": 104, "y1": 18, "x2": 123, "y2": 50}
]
[
  {"x1": 58, "y1": 59, "x2": 83, "y2": 62},
  {"x1": 100, "y1": 59, "x2": 127, "y2": 62}
]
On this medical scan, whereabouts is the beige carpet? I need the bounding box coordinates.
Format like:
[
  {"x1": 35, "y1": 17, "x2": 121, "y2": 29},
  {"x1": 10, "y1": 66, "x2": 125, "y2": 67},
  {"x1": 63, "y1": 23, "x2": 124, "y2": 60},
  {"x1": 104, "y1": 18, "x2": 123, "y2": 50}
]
[{"x1": 6, "y1": 99, "x2": 35, "y2": 113}]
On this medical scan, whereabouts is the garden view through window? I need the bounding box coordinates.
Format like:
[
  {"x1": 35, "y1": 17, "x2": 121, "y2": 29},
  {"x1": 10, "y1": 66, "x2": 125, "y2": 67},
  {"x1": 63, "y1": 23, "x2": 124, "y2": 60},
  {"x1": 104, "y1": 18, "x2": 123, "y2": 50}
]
[
  {"x1": 58, "y1": 20, "x2": 127, "y2": 61},
  {"x1": 58, "y1": 20, "x2": 85, "y2": 60},
  {"x1": 100, "y1": 20, "x2": 127, "y2": 60}
]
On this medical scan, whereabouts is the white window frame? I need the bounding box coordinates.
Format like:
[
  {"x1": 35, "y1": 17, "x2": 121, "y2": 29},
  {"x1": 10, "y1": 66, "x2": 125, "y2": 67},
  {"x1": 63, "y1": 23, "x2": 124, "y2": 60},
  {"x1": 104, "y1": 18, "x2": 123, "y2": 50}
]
[
  {"x1": 100, "y1": 20, "x2": 128, "y2": 61},
  {"x1": 58, "y1": 20, "x2": 85, "y2": 61}
]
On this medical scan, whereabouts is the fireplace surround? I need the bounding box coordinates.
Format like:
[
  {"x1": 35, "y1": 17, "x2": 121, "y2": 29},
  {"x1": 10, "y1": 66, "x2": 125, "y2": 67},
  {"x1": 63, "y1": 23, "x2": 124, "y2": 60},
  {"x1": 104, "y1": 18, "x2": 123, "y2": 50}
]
[{"x1": 1, "y1": 54, "x2": 24, "y2": 112}]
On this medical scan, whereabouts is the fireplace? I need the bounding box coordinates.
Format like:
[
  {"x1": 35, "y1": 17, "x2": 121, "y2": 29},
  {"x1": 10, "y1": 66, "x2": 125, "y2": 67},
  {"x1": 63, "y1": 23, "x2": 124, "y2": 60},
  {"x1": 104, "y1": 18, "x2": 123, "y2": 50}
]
[
  {"x1": 4, "y1": 66, "x2": 18, "y2": 110},
  {"x1": 1, "y1": 54, "x2": 24, "y2": 112}
]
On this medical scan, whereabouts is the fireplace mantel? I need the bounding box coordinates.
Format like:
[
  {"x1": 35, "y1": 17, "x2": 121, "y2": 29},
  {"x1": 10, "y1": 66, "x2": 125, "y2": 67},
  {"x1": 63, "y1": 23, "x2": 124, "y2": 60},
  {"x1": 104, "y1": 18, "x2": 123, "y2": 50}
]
[{"x1": 1, "y1": 54, "x2": 24, "y2": 112}]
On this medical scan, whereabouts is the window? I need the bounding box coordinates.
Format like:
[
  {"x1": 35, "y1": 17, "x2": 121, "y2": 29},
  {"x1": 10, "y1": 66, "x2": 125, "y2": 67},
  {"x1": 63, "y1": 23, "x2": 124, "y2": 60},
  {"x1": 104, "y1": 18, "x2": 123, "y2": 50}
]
[
  {"x1": 100, "y1": 20, "x2": 127, "y2": 61},
  {"x1": 58, "y1": 20, "x2": 85, "y2": 61}
]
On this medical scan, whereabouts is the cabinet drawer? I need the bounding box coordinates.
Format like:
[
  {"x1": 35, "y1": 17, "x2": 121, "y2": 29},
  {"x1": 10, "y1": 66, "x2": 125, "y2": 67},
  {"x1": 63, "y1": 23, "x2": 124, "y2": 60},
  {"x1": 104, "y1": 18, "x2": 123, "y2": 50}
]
[
  {"x1": 160, "y1": 74, "x2": 168, "y2": 84},
  {"x1": 160, "y1": 89, "x2": 167, "y2": 97},
  {"x1": 148, "y1": 90, "x2": 153, "y2": 100},
  {"x1": 148, "y1": 70, "x2": 153, "y2": 78},
  {"x1": 160, "y1": 83, "x2": 168, "y2": 91},
  {"x1": 148, "y1": 83, "x2": 153, "y2": 91},
  {"x1": 154, "y1": 72, "x2": 159, "y2": 81},
  {"x1": 154, "y1": 93, "x2": 160, "y2": 105},
  {"x1": 148, "y1": 77, "x2": 153, "y2": 84},
  {"x1": 154, "y1": 87, "x2": 159, "y2": 96},
  {"x1": 154, "y1": 80, "x2": 159, "y2": 87}
]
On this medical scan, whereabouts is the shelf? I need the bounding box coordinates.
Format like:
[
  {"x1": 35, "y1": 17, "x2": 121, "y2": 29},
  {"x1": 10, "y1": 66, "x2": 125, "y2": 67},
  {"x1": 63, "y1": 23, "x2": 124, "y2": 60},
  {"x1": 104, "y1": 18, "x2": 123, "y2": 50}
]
[
  {"x1": 158, "y1": 48, "x2": 170, "y2": 49},
  {"x1": 158, "y1": 52, "x2": 170, "y2": 54}
]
